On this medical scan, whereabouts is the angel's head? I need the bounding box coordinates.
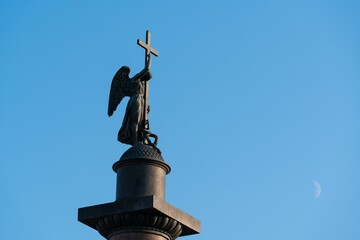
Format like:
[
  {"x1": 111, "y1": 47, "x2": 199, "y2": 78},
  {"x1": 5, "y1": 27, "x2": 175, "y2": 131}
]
[{"x1": 119, "y1": 66, "x2": 130, "y2": 78}]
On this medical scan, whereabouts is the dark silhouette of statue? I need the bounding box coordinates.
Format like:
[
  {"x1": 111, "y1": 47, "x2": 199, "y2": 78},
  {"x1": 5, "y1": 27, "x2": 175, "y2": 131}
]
[
  {"x1": 108, "y1": 31, "x2": 159, "y2": 147},
  {"x1": 108, "y1": 64, "x2": 152, "y2": 145}
]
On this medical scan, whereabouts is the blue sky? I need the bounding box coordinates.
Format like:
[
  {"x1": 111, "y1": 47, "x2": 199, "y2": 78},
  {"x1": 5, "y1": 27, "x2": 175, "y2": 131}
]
[{"x1": 1, "y1": 1, "x2": 359, "y2": 239}]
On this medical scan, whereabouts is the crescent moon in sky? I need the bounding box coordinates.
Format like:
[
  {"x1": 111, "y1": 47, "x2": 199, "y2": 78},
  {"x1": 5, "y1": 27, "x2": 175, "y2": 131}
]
[{"x1": 312, "y1": 180, "x2": 321, "y2": 199}]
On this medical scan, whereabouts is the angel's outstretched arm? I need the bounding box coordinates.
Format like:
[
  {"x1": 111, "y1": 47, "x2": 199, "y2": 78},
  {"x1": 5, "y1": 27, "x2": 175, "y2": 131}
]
[{"x1": 132, "y1": 67, "x2": 150, "y2": 82}]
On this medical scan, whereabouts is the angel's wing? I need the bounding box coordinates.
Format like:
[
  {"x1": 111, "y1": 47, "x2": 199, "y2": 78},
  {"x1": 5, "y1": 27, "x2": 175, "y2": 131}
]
[{"x1": 108, "y1": 70, "x2": 126, "y2": 117}]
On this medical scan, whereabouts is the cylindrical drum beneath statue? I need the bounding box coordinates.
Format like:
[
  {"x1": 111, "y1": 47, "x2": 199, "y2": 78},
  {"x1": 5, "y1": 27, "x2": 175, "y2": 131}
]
[{"x1": 113, "y1": 145, "x2": 171, "y2": 200}]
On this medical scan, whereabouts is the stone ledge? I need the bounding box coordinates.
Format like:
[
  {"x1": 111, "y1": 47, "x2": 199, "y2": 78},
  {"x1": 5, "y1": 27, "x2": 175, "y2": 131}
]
[{"x1": 78, "y1": 195, "x2": 200, "y2": 237}]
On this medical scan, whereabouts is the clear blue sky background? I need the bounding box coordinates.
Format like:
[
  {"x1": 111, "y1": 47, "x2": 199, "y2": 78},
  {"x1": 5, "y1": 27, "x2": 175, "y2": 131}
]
[{"x1": 1, "y1": 1, "x2": 359, "y2": 239}]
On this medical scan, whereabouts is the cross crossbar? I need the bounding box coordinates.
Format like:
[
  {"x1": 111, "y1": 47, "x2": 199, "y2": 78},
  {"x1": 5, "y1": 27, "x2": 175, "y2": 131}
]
[{"x1": 137, "y1": 30, "x2": 159, "y2": 67}]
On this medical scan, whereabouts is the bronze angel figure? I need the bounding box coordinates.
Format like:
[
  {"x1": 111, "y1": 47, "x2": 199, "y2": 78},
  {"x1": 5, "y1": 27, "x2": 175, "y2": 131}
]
[{"x1": 108, "y1": 63, "x2": 156, "y2": 146}]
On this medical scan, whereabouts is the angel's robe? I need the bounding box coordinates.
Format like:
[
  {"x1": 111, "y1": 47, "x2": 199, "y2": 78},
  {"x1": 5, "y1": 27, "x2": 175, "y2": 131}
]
[{"x1": 117, "y1": 76, "x2": 145, "y2": 144}]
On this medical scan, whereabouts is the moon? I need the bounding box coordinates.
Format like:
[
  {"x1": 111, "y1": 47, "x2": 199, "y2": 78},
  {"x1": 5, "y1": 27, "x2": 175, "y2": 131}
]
[{"x1": 312, "y1": 180, "x2": 321, "y2": 199}]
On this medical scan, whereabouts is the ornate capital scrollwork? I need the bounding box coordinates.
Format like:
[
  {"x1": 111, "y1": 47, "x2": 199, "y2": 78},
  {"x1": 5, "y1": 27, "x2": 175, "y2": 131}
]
[{"x1": 96, "y1": 212, "x2": 182, "y2": 240}]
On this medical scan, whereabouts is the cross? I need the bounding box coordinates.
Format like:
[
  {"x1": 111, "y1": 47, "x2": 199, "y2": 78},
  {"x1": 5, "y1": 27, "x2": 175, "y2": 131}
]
[
  {"x1": 137, "y1": 31, "x2": 159, "y2": 137},
  {"x1": 137, "y1": 30, "x2": 159, "y2": 68}
]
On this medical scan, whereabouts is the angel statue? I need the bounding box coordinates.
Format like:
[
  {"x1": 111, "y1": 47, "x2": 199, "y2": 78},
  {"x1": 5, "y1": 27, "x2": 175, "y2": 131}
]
[{"x1": 108, "y1": 31, "x2": 159, "y2": 148}]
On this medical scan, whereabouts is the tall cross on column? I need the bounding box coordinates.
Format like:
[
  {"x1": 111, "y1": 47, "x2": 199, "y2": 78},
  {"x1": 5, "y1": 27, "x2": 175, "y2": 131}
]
[
  {"x1": 137, "y1": 30, "x2": 159, "y2": 68},
  {"x1": 137, "y1": 30, "x2": 159, "y2": 137}
]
